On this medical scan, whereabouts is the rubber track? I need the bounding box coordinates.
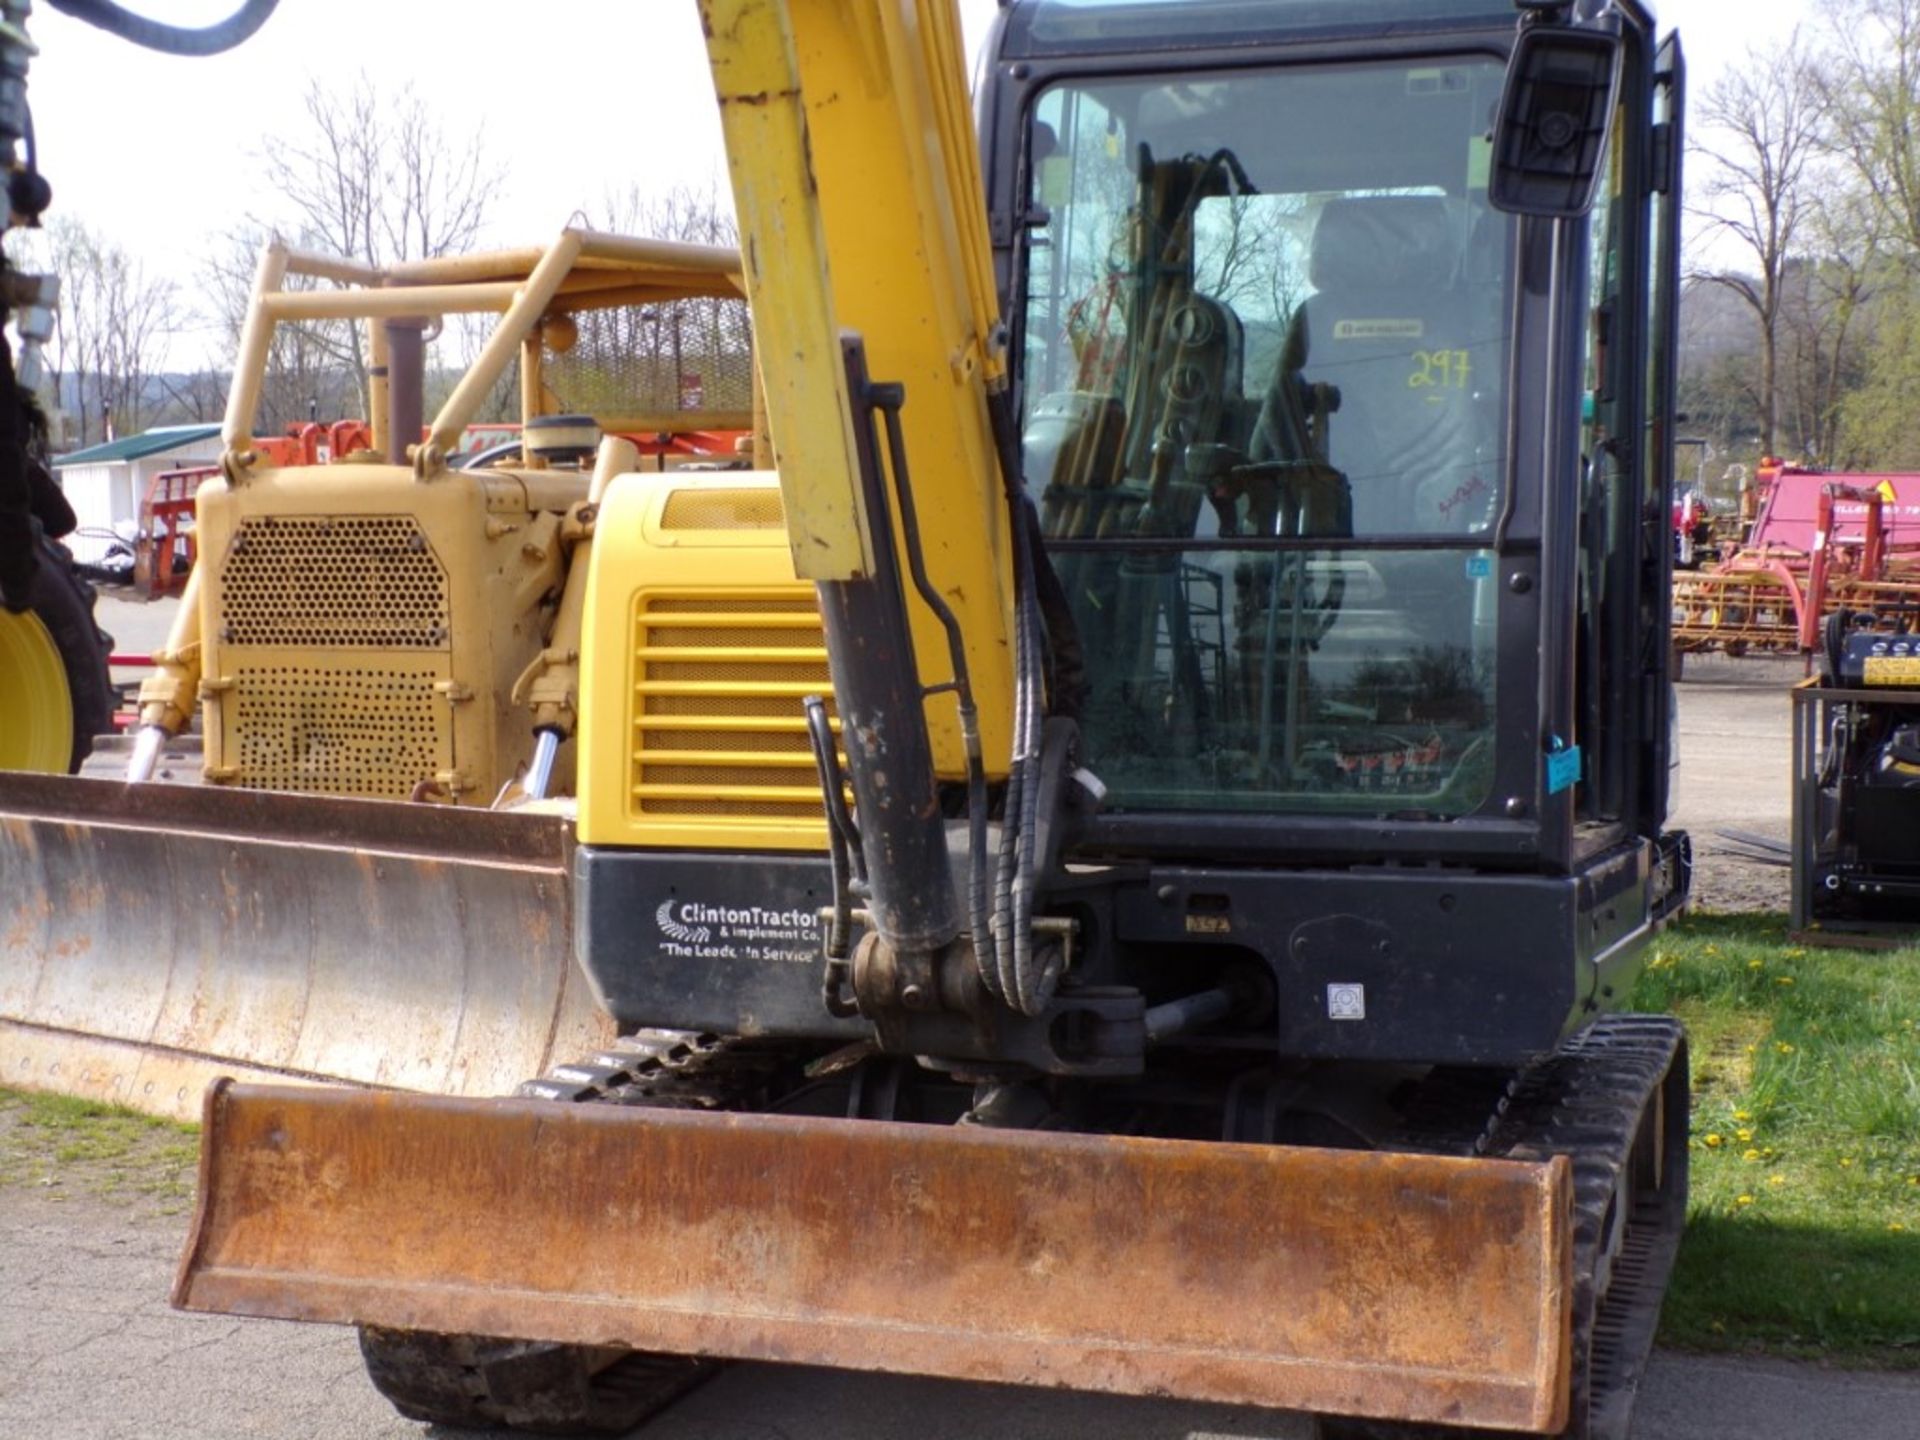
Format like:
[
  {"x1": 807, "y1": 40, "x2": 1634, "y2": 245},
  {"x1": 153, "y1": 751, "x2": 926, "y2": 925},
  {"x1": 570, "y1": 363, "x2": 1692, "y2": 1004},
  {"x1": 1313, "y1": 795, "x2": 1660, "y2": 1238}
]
[
  {"x1": 1325, "y1": 1015, "x2": 1688, "y2": 1440},
  {"x1": 359, "y1": 1030, "x2": 777, "y2": 1435},
  {"x1": 1481, "y1": 1015, "x2": 1689, "y2": 1440}
]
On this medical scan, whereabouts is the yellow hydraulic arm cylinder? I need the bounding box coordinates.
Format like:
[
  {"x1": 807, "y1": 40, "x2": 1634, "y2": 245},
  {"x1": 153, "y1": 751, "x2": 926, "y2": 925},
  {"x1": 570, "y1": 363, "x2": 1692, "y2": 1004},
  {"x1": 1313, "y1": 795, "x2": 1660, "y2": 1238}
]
[{"x1": 701, "y1": 0, "x2": 1017, "y2": 776}]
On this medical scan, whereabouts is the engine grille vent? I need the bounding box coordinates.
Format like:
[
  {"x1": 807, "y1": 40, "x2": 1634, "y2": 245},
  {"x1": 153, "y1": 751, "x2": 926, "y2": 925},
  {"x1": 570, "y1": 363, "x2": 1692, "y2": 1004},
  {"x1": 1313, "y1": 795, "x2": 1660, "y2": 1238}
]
[
  {"x1": 659, "y1": 489, "x2": 786, "y2": 532},
  {"x1": 233, "y1": 666, "x2": 447, "y2": 798},
  {"x1": 631, "y1": 591, "x2": 831, "y2": 820},
  {"x1": 222, "y1": 516, "x2": 450, "y2": 649}
]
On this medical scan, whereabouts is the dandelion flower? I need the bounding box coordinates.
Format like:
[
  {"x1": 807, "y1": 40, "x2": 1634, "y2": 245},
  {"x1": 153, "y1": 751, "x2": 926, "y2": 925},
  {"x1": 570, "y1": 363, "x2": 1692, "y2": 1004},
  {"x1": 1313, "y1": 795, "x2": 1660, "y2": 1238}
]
[
  {"x1": 1734, "y1": 1110, "x2": 1753, "y2": 1122},
  {"x1": 1704, "y1": 1133, "x2": 1724, "y2": 1148},
  {"x1": 1736, "y1": 1194, "x2": 1755, "y2": 1206},
  {"x1": 1776, "y1": 1042, "x2": 1796, "y2": 1055},
  {"x1": 1786, "y1": 948, "x2": 1806, "y2": 958},
  {"x1": 1840, "y1": 1157, "x2": 1854, "y2": 1169},
  {"x1": 1768, "y1": 1175, "x2": 1786, "y2": 1188},
  {"x1": 1743, "y1": 1148, "x2": 1762, "y2": 1162},
  {"x1": 1736, "y1": 1128, "x2": 1753, "y2": 1142},
  {"x1": 1776, "y1": 976, "x2": 1796, "y2": 986},
  {"x1": 1891, "y1": 1223, "x2": 1908, "y2": 1234},
  {"x1": 1747, "y1": 958, "x2": 1763, "y2": 970}
]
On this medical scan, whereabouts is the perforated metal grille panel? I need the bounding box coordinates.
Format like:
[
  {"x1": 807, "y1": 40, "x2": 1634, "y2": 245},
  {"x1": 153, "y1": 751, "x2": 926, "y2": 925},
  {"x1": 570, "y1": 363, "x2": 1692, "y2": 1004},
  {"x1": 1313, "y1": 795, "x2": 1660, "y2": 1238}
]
[
  {"x1": 233, "y1": 666, "x2": 447, "y2": 798},
  {"x1": 660, "y1": 489, "x2": 786, "y2": 531},
  {"x1": 545, "y1": 296, "x2": 754, "y2": 420},
  {"x1": 631, "y1": 591, "x2": 830, "y2": 819},
  {"x1": 222, "y1": 517, "x2": 450, "y2": 649}
]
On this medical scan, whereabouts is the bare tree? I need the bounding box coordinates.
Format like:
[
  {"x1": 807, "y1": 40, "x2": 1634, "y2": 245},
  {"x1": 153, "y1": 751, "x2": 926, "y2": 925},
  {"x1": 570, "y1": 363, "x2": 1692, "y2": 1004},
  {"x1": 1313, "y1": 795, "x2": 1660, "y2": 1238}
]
[
  {"x1": 1813, "y1": 0, "x2": 1920, "y2": 463},
  {"x1": 200, "y1": 225, "x2": 361, "y2": 432},
  {"x1": 27, "y1": 216, "x2": 183, "y2": 446},
  {"x1": 1819, "y1": 0, "x2": 1920, "y2": 261},
  {"x1": 1687, "y1": 36, "x2": 1824, "y2": 455},
  {"x1": 1776, "y1": 176, "x2": 1878, "y2": 463},
  {"x1": 264, "y1": 74, "x2": 501, "y2": 273},
  {"x1": 203, "y1": 74, "x2": 505, "y2": 426},
  {"x1": 599, "y1": 180, "x2": 739, "y2": 250}
]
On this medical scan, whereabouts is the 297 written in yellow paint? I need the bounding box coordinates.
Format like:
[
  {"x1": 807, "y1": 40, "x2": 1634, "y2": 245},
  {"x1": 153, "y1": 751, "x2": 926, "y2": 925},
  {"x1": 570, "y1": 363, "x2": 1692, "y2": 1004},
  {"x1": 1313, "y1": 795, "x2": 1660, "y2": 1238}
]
[{"x1": 1409, "y1": 349, "x2": 1472, "y2": 391}]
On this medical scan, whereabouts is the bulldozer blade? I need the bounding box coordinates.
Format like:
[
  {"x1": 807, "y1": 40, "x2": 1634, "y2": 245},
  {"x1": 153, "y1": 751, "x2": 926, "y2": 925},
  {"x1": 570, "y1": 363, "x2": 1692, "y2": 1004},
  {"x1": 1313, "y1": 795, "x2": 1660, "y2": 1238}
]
[
  {"x1": 175, "y1": 1083, "x2": 1574, "y2": 1433},
  {"x1": 1, "y1": 773, "x2": 609, "y2": 1121}
]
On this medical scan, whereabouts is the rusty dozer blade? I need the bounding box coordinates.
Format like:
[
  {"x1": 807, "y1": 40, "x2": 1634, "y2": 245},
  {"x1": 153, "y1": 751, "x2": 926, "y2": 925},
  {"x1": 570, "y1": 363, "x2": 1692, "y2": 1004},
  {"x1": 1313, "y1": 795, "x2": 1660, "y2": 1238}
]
[
  {"x1": 0, "y1": 774, "x2": 609, "y2": 1121},
  {"x1": 175, "y1": 1083, "x2": 1574, "y2": 1433}
]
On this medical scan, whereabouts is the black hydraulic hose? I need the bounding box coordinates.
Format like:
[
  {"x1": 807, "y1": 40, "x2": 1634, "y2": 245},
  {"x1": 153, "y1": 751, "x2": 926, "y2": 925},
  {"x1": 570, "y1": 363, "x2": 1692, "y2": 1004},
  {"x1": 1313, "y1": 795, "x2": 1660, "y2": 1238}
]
[
  {"x1": 1003, "y1": 502, "x2": 1051, "y2": 1015},
  {"x1": 1012, "y1": 586, "x2": 1050, "y2": 1013},
  {"x1": 982, "y1": 383, "x2": 1056, "y2": 1015},
  {"x1": 872, "y1": 392, "x2": 996, "y2": 1002},
  {"x1": 805, "y1": 698, "x2": 852, "y2": 959},
  {"x1": 45, "y1": 0, "x2": 280, "y2": 56},
  {"x1": 806, "y1": 695, "x2": 862, "y2": 1019},
  {"x1": 990, "y1": 501, "x2": 1040, "y2": 1008},
  {"x1": 805, "y1": 694, "x2": 864, "y2": 887}
]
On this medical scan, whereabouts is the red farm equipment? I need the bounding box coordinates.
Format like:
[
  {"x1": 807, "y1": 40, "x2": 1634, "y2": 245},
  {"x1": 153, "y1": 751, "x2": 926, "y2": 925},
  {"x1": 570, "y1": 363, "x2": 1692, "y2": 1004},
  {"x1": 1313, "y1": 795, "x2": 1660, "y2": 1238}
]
[
  {"x1": 1672, "y1": 464, "x2": 1920, "y2": 671},
  {"x1": 130, "y1": 465, "x2": 215, "y2": 600}
]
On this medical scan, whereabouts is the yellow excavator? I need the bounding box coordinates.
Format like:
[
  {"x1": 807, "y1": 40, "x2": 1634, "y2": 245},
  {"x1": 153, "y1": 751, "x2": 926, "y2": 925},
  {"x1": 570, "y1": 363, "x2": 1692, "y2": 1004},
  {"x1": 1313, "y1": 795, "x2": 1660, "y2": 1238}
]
[{"x1": 171, "y1": 1, "x2": 1694, "y2": 1437}]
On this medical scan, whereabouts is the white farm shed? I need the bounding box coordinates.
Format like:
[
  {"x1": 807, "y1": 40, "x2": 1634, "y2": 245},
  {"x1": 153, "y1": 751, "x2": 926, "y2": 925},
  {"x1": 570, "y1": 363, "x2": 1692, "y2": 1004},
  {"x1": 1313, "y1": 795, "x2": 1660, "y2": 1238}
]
[{"x1": 53, "y1": 425, "x2": 223, "y2": 566}]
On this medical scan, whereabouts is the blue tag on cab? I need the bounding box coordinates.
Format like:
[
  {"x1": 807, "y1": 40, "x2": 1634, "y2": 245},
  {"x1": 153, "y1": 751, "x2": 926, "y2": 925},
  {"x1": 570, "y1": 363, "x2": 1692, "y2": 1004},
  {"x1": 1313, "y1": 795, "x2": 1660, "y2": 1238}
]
[{"x1": 1546, "y1": 745, "x2": 1583, "y2": 795}]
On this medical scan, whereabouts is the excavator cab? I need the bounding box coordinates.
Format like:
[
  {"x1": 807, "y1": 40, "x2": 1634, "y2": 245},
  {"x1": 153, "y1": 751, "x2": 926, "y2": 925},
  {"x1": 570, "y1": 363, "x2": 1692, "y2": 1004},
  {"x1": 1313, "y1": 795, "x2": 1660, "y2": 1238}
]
[
  {"x1": 1005, "y1": 5, "x2": 1681, "y2": 892},
  {"x1": 174, "y1": 4, "x2": 1694, "y2": 1437}
]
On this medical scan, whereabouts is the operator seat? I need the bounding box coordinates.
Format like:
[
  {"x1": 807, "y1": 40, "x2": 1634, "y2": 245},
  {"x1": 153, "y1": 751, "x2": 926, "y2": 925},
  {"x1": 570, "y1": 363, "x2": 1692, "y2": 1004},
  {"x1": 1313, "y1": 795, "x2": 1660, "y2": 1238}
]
[{"x1": 1256, "y1": 195, "x2": 1491, "y2": 536}]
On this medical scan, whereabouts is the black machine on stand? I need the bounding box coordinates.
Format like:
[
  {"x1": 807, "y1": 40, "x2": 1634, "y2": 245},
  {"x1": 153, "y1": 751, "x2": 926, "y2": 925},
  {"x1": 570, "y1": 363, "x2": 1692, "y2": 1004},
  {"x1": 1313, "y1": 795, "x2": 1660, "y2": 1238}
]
[{"x1": 1792, "y1": 607, "x2": 1920, "y2": 937}]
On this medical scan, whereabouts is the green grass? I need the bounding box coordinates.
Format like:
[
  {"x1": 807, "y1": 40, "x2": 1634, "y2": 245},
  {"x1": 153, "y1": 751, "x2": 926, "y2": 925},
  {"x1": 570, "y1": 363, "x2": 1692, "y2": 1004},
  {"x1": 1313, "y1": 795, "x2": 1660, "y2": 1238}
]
[
  {"x1": 1633, "y1": 913, "x2": 1920, "y2": 1366},
  {"x1": 0, "y1": 1088, "x2": 199, "y2": 1211}
]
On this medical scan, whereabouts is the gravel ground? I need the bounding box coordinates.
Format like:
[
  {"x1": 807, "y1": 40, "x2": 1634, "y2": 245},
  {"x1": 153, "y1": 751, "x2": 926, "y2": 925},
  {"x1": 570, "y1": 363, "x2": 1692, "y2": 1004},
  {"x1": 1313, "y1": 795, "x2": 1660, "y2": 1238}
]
[
  {"x1": 7, "y1": 1181, "x2": 1919, "y2": 1440},
  {"x1": 1669, "y1": 654, "x2": 1803, "y2": 913}
]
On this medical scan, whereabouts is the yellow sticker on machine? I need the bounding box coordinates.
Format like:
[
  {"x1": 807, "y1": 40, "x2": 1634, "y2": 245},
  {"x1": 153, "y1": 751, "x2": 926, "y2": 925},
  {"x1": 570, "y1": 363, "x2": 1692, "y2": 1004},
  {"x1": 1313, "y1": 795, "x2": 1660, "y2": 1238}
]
[{"x1": 1862, "y1": 655, "x2": 1920, "y2": 686}]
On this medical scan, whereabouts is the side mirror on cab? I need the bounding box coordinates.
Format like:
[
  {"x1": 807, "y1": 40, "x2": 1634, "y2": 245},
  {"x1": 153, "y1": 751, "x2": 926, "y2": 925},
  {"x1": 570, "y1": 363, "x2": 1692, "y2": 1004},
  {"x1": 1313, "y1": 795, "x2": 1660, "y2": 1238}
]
[{"x1": 1489, "y1": 20, "x2": 1623, "y2": 219}]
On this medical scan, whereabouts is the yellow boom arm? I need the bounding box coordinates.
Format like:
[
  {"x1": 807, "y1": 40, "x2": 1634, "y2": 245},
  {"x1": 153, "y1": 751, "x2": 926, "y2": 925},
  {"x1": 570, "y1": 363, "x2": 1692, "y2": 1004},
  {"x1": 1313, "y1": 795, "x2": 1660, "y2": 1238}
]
[{"x1": 701, "y1": 0, "x2": 1017, "y2": 774}]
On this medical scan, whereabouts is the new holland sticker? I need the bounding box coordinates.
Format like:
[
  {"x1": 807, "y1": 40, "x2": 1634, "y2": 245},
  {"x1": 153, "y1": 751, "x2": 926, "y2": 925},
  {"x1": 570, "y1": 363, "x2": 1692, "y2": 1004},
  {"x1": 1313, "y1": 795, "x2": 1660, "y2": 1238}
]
[{"x1": 1333, "y1": 319, "x2": 1424, "y2": 341}]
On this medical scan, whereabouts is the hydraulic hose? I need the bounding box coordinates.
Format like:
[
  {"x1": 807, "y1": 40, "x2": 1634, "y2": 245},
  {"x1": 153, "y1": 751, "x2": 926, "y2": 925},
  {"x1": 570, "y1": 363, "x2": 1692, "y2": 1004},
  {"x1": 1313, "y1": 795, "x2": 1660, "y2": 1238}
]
[
  {"x1": 981, "y1": 385, "x2": 1061, "y2": 1017},
  {"x1": 872, "y1": 393, "x2": 997, "y2": 1004},
  {"x1": 45, "y1": 0, "x2": 280, "y2": 56},
  {"x1": 998, "y1": 502, "x2": 1052, "y2": 1015}
]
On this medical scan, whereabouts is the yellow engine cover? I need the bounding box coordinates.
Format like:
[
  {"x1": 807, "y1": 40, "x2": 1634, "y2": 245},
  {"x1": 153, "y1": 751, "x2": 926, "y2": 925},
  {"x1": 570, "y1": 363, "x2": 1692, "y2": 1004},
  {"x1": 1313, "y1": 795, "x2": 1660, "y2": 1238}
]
[{"x1": 578, "y1": 469, "x2": 831, "y2": 853}]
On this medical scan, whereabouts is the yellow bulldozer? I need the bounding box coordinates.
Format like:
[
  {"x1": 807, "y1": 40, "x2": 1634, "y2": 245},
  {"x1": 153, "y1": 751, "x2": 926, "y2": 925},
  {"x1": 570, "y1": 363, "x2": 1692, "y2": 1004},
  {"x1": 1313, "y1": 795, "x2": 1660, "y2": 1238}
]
[
  {"x1": 0, "y1": 227, "x2": 782, "y2": 1116},
  {"x1": 39, "y1": 1, "x2": 1709, "y2": 1437}
]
